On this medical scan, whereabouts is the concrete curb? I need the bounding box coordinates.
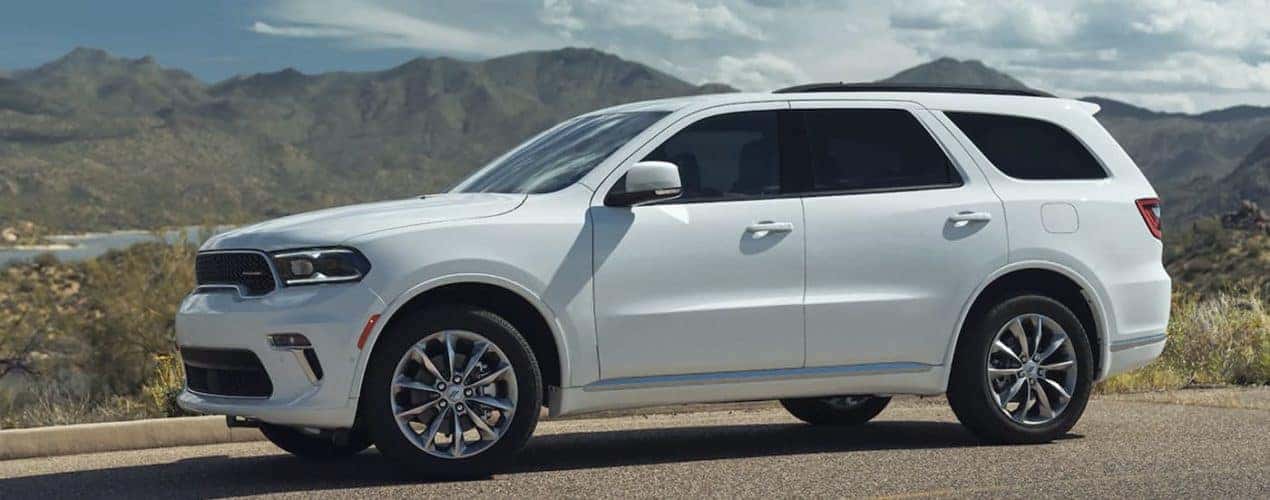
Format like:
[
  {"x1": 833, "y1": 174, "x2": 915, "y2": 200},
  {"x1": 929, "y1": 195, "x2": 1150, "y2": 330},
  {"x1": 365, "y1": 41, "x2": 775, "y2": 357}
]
[{"x1": 0, "y1": 416, "x2": 263, "y2": 460}]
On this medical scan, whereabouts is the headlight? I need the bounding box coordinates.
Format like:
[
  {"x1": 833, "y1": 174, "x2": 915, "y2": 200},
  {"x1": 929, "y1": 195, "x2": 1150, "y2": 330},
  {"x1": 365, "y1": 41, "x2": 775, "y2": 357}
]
[{"x1": 272, "y1": 248, "x2": 371, "y2": 286}]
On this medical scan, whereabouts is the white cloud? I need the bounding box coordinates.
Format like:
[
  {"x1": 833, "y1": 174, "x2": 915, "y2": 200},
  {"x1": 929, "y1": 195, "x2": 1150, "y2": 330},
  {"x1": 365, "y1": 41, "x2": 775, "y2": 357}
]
[
  {"x1": 542, "y1": 0, "x2": 766, "y2": 41},
  {"x1": 248, "y1": 0, "x2": 1270, "y2": 112},
  {"x1": 713, "y1": 53, "x2": 809, "y2": 90},
  {"x1": 250, "y1": 0, "x2": 551, "y2": 56}
]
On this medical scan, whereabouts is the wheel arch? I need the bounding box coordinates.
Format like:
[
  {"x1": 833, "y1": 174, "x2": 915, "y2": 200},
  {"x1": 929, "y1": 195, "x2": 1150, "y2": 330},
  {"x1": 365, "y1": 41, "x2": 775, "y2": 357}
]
[
  {"x1": 350, "y1": 274, "x2": 569, "y2": 407},
  {"x1": 942, "y1": 261, "x2": 1111, "y2": 390}
]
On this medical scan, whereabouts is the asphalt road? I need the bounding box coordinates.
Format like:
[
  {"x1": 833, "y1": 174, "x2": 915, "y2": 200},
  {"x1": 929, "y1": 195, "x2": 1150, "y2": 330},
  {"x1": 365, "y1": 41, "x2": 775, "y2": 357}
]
[{"x1": 2, "y1": 390, "x2": 1267, "y2": 499}]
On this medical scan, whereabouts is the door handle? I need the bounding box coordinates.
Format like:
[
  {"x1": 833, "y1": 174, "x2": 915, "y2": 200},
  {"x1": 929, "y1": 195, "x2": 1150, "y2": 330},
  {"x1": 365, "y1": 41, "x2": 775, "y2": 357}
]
[
  {"x1": 746, "y1": 221, "x2": 794, "y2": 236},
  {"x1": 948, "y1": 211, "x2": 992, "y2": 223}
]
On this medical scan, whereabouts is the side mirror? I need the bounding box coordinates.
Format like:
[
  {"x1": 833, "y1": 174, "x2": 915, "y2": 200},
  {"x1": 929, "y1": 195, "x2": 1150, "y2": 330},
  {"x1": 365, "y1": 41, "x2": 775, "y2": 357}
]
[{"x1": 604, "y1": 161, "x2": 683, "y2": 207}]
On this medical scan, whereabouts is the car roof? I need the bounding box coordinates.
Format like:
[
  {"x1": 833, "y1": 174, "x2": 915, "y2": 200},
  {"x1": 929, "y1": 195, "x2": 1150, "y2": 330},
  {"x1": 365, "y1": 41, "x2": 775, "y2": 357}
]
[{"x1": 592, "y1": 88, "x2": 1100, "y2": 117}]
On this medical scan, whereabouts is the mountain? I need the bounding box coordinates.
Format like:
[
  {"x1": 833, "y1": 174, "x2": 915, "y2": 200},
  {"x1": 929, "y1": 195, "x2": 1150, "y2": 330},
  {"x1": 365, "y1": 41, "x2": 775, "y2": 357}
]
[
  {"x1": 0, "y1": 48, "x2": 1266, "y2": 233},
  {"x1": 879, "y1": 57, "x2": 1033, "y2": 91},
  {"x1": 0, "y1": 47, "x2": 731, "y2": 231}
]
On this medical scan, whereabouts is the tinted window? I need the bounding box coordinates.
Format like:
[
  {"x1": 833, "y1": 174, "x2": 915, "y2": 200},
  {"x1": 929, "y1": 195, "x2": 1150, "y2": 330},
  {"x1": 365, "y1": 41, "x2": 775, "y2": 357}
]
[
  {"x1": 643, "y1": 111, "x2": 781, "y2": 201},
  {"x1": 947, "y1": 112, "x2": 1107, "y2": 180},
  {"x1": 800, "y1": 109, "x2": 958, "y2": 192},
  {"x1": 455, "y1": 111, "x2": 668, "y2": 194}
]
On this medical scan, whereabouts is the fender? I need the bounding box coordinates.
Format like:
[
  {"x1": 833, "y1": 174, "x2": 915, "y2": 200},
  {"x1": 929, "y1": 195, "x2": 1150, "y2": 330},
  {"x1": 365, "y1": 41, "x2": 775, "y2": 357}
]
[
  {"x1": 346, "y1": 272, "x2": 574, "y2": 401},
  {"x1": 939, "y1": 259, "x2": 1115, "y2": 390}
]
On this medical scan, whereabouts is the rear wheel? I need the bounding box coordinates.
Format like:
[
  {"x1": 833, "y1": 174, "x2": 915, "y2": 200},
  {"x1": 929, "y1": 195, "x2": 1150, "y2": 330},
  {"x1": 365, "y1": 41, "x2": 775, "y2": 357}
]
[
  {"x1": 779, "y1": 395, "x2": 891, "y2": 425},
  {"x1": 363, "y1": 304, "x2": 542, "y2": 480},
  {"x1": 947, "y1": 294, "x2": 1093, "y2": 444},
  {"x1": 259, "y1": 424, "x2": 370, "y2": 459}
]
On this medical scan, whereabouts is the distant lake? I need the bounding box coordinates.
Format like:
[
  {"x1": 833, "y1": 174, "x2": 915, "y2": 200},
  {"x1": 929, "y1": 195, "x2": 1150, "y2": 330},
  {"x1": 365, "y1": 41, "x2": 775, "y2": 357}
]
[{"x1": 0, "y1": 225, "x2": 232, "y2": 267}]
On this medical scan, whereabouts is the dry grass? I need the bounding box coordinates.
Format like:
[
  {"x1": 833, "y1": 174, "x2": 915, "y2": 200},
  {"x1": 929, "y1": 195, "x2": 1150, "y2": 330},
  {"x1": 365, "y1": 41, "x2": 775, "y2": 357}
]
[{"x1": 1100, "y1": 290, "x2": 1270, "y2": 393}]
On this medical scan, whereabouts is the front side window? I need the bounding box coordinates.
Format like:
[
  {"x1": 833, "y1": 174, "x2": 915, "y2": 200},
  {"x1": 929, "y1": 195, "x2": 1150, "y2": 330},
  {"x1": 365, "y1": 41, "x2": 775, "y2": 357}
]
[
  {"x1": 946, "y1": 112, "x2": 1107, "y2": 180},
  {"x1": 642, "y1": 110, "x2": 782, "y2": 201},
  {"x1": 799, "y1": 109, "x2": 959, "y2": 192},
  {"x1": 454, "y1": 111, "x2": 668, "y2": 194}
]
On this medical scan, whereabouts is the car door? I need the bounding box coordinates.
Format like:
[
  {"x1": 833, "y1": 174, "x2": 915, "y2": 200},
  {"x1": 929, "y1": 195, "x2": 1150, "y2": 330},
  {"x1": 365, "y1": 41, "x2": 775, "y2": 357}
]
[
  {"x1": 791, "y1": 101, "x2": 1008, "y2": 368},
  {"x1": 590, "y1": 102, "x2": 806, "y2": 379}
]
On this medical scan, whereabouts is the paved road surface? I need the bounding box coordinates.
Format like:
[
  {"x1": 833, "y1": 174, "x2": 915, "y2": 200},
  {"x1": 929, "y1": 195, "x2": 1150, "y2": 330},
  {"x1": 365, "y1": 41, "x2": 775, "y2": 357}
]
[{"x1": 2, "y1": 391, "x2": 1267, "y2": 498}]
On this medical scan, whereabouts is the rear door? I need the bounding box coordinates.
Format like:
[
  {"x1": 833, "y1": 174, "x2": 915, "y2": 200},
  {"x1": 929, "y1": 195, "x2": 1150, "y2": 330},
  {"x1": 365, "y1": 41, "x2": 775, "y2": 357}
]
[{"x1": 791, "y1": 101, "x2": 1008, "y2": 368}]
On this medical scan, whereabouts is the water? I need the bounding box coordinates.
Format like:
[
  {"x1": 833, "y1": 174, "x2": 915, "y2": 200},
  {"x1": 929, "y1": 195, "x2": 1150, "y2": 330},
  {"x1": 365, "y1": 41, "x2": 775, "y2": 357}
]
[{"x1": 0, "y1": 225, "x2": 233, "y2": 267}]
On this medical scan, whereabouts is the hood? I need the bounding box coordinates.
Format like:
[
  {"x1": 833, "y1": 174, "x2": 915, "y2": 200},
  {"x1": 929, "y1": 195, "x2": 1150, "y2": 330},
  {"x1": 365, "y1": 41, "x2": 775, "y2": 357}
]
[{"x1": 202, "y1": 193, "x2": 525, "y2": 251}]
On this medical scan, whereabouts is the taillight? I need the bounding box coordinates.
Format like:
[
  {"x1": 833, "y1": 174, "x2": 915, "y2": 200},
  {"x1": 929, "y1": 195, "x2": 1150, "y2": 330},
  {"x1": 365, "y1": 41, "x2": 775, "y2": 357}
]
[{"x1": 1135, "y1": 198, "x2": 1162, "y2": 239}]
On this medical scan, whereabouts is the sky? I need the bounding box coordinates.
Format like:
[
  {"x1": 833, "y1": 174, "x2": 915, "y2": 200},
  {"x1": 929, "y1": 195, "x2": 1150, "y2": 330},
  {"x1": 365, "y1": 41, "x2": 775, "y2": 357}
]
[{"x1": 1, "y1": 0, "x2": 1267, "y2": 113}]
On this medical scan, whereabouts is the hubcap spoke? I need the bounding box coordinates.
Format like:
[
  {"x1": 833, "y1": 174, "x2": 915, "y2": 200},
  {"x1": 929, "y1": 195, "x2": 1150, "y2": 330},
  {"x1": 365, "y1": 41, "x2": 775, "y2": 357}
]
[
  {"x1": 1033, "y1": 381, "x2": 1054, "y2": 418},
  {"x1": 999, "y1": 377, "x2": 1026, "y2": 407},
  {"x1": 1032, "y1": 316, "x2": 1044, "y2": 356},
  {"x1": 460, "y1": 341, "x2": 491, "y2": 382},
  {"x1": 395, "y1": 398, "x2": 441, "y2": 420},
  {"x1": 1036, "y1": 332, "x2": 1068, "y2": 362},
  {"x1": 1007, "y1": 318, "x2": 1030, "y2": 358},
  {"x1": 412, "y1": 346, "x2": 445, "y2": 382},
  {"x1": 393, "y1": 377, "x2": 441, "y2": 394},
  {"x1": 468, "y1": 395, "x2": 513, "y2": 412},
  {"x1": 1041, "y1": 377, "x2": 1073, "y2": 401},
  {"x1": 1040, "y1": 359, "x2": 1075, "y2": 371},
  {"x1": 992, "y1": 340, "x2": 1023, "y2": 364},
  {"x1": 469, "y1": 364, "x2": 512, "y2": 389},
  {"x1": 467, "y1": 408, "x2": 499, "y2": 440},
  {"x1": 419, "y1": 407, "x2": 447, "y2": 451},
  {"x1": 450, "y1": 409, "x2": 464, "y2": 457},
  {"x1": 444, "y1": 331, "x2": 458, "y2": 380},
  {"x1": 988, "y1": 367, "x2": 1018, "y2": 378}
]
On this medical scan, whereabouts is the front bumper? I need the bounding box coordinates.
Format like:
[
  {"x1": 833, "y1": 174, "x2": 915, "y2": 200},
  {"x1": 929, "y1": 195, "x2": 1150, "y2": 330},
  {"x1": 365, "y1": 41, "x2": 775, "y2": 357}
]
[{"x1": 175, "y1": 282, "x2": 386, "y2": 429}]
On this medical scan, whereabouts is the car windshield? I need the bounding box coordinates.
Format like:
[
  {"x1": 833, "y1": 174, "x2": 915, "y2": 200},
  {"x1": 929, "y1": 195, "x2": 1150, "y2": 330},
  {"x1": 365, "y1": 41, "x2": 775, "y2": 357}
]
[{"x1": 453, "y1": 111, "x2": 669, "y2": 194}]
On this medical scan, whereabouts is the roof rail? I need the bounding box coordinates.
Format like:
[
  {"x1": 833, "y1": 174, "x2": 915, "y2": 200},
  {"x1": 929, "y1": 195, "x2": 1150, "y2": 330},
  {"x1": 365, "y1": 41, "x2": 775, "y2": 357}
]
[{"x1": 773, "y1": 82, "x2": 1054, "y2": 98}]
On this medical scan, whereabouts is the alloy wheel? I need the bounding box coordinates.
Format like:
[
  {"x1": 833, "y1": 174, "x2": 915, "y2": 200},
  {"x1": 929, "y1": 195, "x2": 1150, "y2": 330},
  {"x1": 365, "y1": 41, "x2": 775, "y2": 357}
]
[
  {"x1": 390, "y1": 330, "x2": 518, "y2": 459},
  {"x1": 986, "y1": 314, "x2": 1078, "y2": 425}
]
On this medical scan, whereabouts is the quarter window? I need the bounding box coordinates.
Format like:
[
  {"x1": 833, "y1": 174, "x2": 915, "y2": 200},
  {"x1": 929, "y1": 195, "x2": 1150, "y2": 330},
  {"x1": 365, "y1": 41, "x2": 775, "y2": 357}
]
[
  {"x1": 799, "y1": 109, "x2": 960, "y2": 192},
  {"x1": 642, "y1": 110, "x2": 782, "y2": 201},
  {"x1": 946, "y1": 112, "x2": 1107, "y2": 180}
]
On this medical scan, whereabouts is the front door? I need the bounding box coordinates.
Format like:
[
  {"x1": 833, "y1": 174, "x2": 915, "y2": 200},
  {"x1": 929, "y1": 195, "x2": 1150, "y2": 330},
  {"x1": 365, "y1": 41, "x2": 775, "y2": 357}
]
[{"x1": 591, "y1": 105, "x2": 806, "y2": 379}]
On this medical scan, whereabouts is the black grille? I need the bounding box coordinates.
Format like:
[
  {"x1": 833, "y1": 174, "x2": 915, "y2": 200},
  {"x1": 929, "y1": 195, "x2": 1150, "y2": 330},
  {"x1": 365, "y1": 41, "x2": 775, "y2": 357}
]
[
  {"x1": 195, "y1": 252, "x2": 276, "y2": 296},
  {"x1": 181, "y1": 347, "x2": 273, "y2": 398}
]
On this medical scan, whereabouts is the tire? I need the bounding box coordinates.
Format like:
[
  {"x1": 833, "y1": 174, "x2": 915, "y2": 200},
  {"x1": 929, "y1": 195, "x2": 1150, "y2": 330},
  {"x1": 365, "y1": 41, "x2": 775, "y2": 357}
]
[
  {"x1": 779, "y1": 395, "x2": 891, "y2": 426},
  {"x1": 259, "y1": 424, "x2": 371, "y2": 459},
  {"x1": 947, "y1": 294, "x2": 1094, "y2": 444},
  {"x1": 362, "y1": 304, "x2": 542, "y2": 480}
]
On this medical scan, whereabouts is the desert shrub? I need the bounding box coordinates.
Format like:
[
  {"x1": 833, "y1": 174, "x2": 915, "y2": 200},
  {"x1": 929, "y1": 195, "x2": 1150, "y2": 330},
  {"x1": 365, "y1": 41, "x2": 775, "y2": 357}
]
[{"x1": 142, "y1": 353, "x2": 191, "y2": 418}]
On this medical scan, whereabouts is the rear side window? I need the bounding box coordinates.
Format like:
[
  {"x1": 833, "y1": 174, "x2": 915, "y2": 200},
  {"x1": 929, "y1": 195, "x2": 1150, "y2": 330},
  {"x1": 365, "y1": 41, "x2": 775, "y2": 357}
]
[
  {"x1": 799, "y1": 109, "x2": 959, "y2": 192},
  {"x1": 643, "y1": 110, "x2": 781, "y2": 201},
  {"x1": 947, "y1": 112, "x2": 1107, "y2": 180}
]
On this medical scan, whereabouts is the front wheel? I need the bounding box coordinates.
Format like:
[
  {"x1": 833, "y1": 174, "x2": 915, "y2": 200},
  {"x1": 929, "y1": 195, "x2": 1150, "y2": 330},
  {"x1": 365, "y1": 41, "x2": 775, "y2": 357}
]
[
  {"x1": 362, "y1": 304, "x2": 542, "y2": 480},
  {"x1": 947, "y1": 294, "x2": 1093, "y2": 444},
  {"x1": 779, "y1": 395, "x2": 891, "y2": 425}
]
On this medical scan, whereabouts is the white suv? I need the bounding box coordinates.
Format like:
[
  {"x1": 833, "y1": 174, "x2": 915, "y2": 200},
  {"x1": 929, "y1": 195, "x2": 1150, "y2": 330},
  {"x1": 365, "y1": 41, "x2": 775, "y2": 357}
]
[{"x1": 177, "y1": 84, "x2": 1171, "y2": 478}]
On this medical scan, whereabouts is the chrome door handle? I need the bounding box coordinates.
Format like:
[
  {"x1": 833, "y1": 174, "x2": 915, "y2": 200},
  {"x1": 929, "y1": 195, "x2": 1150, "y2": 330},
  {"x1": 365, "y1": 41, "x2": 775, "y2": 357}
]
[
  {"x1": 746, "y1": 221, "x2": 794, "y2": 235},
  {"x1": 948, "y1": 211, "x2": 992, "y2": 223}
]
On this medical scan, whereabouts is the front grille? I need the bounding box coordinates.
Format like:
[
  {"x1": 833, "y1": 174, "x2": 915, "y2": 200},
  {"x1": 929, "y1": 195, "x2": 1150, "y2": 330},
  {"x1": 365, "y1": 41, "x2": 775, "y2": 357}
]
[
  {"x1": 195, "y1": 251, "x2": 276, "y2": 296},
  {"x1": 180, "y1": 347, "x2": 273, "y2": 398}
]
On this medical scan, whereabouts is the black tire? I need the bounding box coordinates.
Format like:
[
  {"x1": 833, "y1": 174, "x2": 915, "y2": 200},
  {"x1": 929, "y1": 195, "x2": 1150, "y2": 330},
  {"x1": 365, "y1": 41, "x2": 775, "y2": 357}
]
[
  {"x1": 362, "y1": 304, "x2": 542, "y2": 480},
  {"x1": 780, "y1": 395, "x2": 891, "y2": 426},
  {"x1": 779, "y1": 395, "x2": 891, "y2": 425},
  {"x1": 259, "y1": 423, "x2": 371, "y2": 459},
  {"x1": 947, "y1": 294, "x2": 1094, "y2": 444}
]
